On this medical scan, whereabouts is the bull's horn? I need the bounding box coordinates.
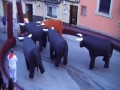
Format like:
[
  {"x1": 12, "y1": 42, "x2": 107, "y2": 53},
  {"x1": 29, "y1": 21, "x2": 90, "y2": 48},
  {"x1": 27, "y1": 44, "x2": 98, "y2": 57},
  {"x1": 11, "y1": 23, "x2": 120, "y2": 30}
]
[
  {"x1": 36, "y1": 21, "x2": 41, "y2": 23},
  {"x1": 41, "y1": 22, "x2": 45, "y2": 25},
  {"x1": 18, "y1": 36, "x2": 24, "y2": 41},
  {"x1": 77, "y1": 33, "x2": 83, "y2": 37},
  {"x1": 51, "y1": 27, "x2": 54, "y2": 30},
  {"x1": 43, "y1": 29, "x2": 48, "y2": 32},
  {"x1": 76, "y1": 37, "x2": 83, "y2": 41},
  {"x1": 28, "y1": 34, "x2": 32, "y2": 38},
  {"x1": 19, "y1": 23, "x2": 25, "y2": 26}
]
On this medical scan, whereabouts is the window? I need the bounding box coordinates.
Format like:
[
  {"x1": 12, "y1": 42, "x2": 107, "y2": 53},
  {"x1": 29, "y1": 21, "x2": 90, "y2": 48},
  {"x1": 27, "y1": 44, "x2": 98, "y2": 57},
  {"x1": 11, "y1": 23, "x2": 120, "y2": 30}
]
[
  {"x1": 45, "y1": 0, "x2": 60, "y2": 4},
  {"x1": 99, "y1": 0, "x2": 111, "y2": 14},
  {"x1": 81, "y1": 6, "x2": 86, "y2": 16},
  {"x1": 47, "y1": 5, "x2": 57, "y2": 18},
  {"x1": 96, "y1": 0, "x2": 113, "y2": 18}
]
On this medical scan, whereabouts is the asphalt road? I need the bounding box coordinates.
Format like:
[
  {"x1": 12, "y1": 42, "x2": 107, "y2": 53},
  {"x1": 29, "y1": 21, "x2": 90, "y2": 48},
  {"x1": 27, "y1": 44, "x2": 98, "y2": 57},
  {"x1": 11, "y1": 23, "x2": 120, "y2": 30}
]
[{"x1": 0, "y1": 24, "x2": 120, "y2": 90}]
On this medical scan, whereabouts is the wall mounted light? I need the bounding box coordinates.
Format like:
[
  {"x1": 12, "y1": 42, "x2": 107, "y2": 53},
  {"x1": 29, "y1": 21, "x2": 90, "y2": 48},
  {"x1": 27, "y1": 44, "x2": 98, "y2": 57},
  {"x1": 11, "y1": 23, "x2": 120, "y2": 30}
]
[
  {"x1": 23, "y1": 0, "x2": 26, "y2": 2},
  {"x1": 63, "y1": 0, "x2": 66, "y2": 5},
  {"x1": 36, "y1": 4, "x2": 40, "y2": 7}
]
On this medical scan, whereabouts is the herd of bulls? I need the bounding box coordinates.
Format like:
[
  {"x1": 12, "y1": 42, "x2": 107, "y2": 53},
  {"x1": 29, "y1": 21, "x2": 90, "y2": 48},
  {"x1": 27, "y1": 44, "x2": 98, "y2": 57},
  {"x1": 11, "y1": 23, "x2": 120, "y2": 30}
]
[
  {"x1": 23, "y1": 22, "x2": 68, "y2": 78},
  {"x1": 21, "y1": 22, "x2": 113, "y2": 79}
]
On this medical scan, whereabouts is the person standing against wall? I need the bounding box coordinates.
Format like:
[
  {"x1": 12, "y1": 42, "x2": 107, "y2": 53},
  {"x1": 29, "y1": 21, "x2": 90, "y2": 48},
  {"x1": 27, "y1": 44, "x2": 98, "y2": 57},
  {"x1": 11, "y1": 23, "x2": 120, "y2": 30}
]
[
  {"x1": 2, "y1": 16, "x2": 7, "y2": 33},
  {"x1": 7, "y1": 49, "x2": 18, "y2": 83}
]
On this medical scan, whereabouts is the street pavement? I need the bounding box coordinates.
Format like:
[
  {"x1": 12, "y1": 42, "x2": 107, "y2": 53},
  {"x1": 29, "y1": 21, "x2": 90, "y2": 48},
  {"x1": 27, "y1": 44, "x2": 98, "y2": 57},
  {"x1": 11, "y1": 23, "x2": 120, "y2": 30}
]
[{"x1": 0, "y1": 22, "x2": 120, "y2": 90}]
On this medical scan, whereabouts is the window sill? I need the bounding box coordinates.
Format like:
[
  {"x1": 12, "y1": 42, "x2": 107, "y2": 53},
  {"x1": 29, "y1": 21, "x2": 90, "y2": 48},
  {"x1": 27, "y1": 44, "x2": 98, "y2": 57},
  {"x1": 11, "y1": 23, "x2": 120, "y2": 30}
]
[{"x1": 95, "y1": 12, "x2": 112, "y2": 19}]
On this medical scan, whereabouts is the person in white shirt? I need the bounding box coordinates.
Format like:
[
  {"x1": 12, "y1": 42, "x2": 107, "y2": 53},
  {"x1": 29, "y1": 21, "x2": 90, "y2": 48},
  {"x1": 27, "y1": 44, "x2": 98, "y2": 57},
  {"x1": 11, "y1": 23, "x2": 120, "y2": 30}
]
[{"x1": 7, "y1": 49, "x2": 18, "y2": 83}]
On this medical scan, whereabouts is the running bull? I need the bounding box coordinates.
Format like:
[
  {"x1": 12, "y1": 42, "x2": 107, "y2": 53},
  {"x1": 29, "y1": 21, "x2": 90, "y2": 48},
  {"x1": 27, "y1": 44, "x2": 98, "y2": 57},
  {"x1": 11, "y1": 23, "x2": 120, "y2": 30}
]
[
  {"x1": 43, "y1": 28, "x2": 68, "y2": 67},
  {"x1": 77, "y1": 33, "x2": 113, "y2": 69},
  {"x1": 23, "y1": 36, "x2": 45, "y2": 78},
  {"x1": 25, "y1": 23, "x2": 47, "y2": 51}
]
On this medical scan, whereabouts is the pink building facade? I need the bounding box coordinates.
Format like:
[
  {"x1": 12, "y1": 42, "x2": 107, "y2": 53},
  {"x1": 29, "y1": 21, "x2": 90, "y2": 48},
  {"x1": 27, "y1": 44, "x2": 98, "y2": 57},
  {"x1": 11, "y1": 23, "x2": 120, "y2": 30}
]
[{"x1": 79, "y1": 0, "x2": 120, "y2": 39}]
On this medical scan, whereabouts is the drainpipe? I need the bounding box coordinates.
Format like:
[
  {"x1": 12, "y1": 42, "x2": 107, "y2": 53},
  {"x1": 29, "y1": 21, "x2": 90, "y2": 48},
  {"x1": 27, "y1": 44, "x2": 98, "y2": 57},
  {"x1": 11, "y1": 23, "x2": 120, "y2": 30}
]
[
  {"x1": 16, "y1": 0, "x2": 26, "y2": 33},
  {"x1": 7, "y1": 1, "x2": 13, "y2": 39}
]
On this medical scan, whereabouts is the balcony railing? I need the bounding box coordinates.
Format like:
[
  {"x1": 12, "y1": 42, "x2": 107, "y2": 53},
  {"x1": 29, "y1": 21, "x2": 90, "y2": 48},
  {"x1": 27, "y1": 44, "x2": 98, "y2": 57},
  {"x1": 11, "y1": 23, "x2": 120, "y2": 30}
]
[
  {"x1": 44, "y1": 0, "x2": 61, "y2": 4},
  {"x1": 23, "y1": 0, "x2": 80, "y2": 4},
  {"x1": 66, "y1": 0, "x2": 80, "y2": 3}
]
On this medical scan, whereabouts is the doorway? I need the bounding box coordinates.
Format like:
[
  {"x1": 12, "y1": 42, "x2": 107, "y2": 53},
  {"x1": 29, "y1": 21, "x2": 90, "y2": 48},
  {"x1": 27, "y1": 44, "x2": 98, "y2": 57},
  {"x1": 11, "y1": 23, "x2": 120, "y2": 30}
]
[
  {"x1": 69, "y1": 5, "x2": 78, "y2": 25},
  {"x1": 25, "y1": 4, "x2": 33, "y2": 22}
]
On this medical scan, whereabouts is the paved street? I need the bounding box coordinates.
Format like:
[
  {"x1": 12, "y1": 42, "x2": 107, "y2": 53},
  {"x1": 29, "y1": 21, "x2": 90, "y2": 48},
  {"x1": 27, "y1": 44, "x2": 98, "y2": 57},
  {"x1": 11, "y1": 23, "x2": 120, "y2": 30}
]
[{"x1": 0, "y1": 23, "x2": 120, "y2": 90}]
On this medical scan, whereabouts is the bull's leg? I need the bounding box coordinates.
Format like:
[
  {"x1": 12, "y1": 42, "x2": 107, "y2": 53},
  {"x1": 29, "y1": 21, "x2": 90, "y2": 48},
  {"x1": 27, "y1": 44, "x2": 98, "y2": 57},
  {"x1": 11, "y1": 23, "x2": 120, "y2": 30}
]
[
  {"x1": 55, "y1": 51, "x2": 57, "y2": 59},
  {"x1": 55, "y1": 56, "x2": 62, "y2": 67},
  {"x1": 50, "y1": 46, "x2": 54, "y2": 61},
  {"x1": 42, "y1": 32, "x2": 47, "y2": 48},
  {"x1": 39, "y1": 40, "x2": 42, "y2": 51},
  {"x1": 89, "y1": 54, "x2": 95, "y2": 69},
  {"x1": 103, "y1": 56, "x2": 105, "y2": 61},
  {"x1": 63, "y1": 56, "x2": 67, "y2": 65},
  {"x1": 29, "y1": 65, "x2": 35, "y2": 79},
  {"x1": 104, "y1": 54, "x2": 110, "y2": 68},
  {"x1": 63, "y1": 43, "x2": 68, "y2": 65},
  {"x1": 25, "y1": 60, "x2": 30, "y2": 71},
  {"x1": 38, "y1": 63, "x2": 45, "y2": 74},
  {"x1": 32, "y1": 37, "x2": 36, "y2": 44}
]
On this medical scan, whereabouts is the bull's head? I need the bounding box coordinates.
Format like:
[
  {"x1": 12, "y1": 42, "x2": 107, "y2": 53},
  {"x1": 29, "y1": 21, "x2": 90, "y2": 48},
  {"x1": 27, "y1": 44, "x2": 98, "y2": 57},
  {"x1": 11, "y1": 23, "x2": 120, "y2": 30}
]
[
  {"x1": 18, "y1": 23, "x2": 34, "y2": 40},
  {"x1": 76, "y1": 33, "x2": 84, "y2": 47},
  {"x1": 42, "y1": 26, "x2": 55, "y2": 32}
]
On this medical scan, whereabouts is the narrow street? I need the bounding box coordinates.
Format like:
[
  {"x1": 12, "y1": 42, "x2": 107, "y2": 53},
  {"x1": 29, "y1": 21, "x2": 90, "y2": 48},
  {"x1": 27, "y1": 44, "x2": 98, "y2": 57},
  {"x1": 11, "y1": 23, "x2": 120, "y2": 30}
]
[{"x1": 0, "y1": 23, "x2": 120, "y2": 90}]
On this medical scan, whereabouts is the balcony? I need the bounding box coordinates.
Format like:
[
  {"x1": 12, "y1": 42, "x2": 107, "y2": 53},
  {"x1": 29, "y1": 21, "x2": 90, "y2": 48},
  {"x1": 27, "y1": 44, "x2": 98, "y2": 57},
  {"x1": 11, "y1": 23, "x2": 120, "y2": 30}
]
[
  {"x1": 23, "y1": 0, "x2": 80, "y2": 4},
  {"x1": 23, "y1": 0, "x2": 61, "y2": 4},
  {"x1": 44, "y1": 0, "x2": 61, "y2": 4}
]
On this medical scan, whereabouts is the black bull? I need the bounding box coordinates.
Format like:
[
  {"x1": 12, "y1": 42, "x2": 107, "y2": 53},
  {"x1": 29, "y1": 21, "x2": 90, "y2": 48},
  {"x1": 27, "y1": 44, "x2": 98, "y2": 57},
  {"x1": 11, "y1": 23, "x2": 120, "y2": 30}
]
[
  {"x1": 25, "y1": 23, "x2": 47, "y2": 51},
  {"x1": 79, "y1": 35, "x2": 113, "y2": 69},
  {"x1": 47, "y1": 29, "x2": 68, "y2": 67},
  {"x1": 23, "y1": 37, "x2": 45, "y2": 78}
]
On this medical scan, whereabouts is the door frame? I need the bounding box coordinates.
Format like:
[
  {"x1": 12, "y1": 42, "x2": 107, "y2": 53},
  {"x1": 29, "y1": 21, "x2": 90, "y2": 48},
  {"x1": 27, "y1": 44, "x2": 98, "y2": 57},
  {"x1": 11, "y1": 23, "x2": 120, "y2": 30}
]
[
  {"x1": 69, "y1": 5, "x2": 78, "y2": 25},
  {"x1": 25, "y1": 4, "x2": 33, "y2": 22}
]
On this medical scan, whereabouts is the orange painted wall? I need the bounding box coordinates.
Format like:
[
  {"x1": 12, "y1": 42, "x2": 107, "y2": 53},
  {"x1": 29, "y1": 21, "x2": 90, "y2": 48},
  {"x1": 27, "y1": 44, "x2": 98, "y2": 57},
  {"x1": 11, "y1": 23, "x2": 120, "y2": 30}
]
[{"x1": 79, "y1": 0, "x2": 120, "y2": 38}]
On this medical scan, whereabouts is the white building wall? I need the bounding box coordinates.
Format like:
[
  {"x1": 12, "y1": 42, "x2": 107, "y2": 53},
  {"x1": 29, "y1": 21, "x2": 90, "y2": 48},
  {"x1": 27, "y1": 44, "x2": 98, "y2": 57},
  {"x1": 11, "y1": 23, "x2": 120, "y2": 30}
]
[
  {"x1": 34, "y1": 1, "x2": 79, "y2": 24},
  {"x1": 0, "y1": 0, "x2": 4, "y2": 17},
  {"x1": 0, "y1": 0, "x2": 79, "y2": 24},
  {"x1": 33, "y1": 1, "x2": 44, "y2": 16},
  {"x1": 58, "y1": 3, "x2": 70, "y2": 23},
  {"x1": 12, "y1": 0, "x2": 17, "y2": 18},
  {"x1": 0, "y1": 0, "x2": 19, "y2": 18}
]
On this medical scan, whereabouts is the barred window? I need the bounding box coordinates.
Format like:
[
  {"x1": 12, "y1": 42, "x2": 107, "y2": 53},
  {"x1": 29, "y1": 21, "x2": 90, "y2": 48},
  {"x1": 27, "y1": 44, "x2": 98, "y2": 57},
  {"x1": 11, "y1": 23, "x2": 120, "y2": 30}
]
[{"x1": 47, "y1": 5, "x2": 57, "y2": 18}]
